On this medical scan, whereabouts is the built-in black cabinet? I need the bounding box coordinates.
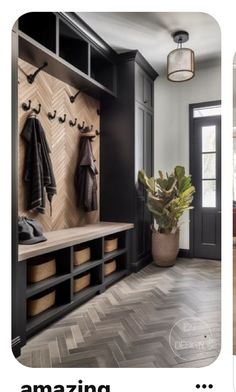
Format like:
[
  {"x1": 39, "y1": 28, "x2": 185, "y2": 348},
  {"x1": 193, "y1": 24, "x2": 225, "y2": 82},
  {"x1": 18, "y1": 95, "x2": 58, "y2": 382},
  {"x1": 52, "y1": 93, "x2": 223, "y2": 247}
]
[{"x1": 100, "y1": 50, "x2": 158, "y2": 271}]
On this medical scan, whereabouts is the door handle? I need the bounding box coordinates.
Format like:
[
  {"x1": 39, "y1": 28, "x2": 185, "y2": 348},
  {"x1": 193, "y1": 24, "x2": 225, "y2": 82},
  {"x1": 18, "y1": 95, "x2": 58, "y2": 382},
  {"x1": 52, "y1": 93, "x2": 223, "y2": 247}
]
[{"x1": 217, "y1": 211, "x2": 221, "y2": 214}]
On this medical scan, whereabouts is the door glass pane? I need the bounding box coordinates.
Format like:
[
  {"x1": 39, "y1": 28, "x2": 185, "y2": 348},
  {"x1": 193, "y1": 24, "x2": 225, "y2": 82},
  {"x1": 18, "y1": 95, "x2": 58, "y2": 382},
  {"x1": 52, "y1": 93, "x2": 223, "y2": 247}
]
[
  {"x1": 193, "y1": 105, "x2": 221, "y2": 118},
  {"x1": 202, "y1": 153, "x2": 216, "y2": 179},
  {"x1": 202, "y1": 125, "x2": 216, "y2": 152},
  {"x1": 202, "y1": 180, "x2": 216, "y2": 207}
]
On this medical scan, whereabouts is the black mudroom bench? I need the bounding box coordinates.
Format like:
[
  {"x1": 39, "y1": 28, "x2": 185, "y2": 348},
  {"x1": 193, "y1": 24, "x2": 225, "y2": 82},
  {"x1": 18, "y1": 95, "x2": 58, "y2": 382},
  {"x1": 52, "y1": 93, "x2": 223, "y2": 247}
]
[{"x1": 13, "y1": 222, "x2": 133, "y2": 357}]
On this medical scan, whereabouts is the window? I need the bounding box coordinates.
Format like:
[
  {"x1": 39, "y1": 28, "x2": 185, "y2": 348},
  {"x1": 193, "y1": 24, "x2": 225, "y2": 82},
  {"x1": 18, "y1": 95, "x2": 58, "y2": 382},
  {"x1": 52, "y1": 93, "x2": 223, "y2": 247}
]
[
  {"x1": 201, "y1": 125, "x2": 217, "y2": 208},
  {"x1": 193, "y1": 105, "x2": 221, "y2": 118}
]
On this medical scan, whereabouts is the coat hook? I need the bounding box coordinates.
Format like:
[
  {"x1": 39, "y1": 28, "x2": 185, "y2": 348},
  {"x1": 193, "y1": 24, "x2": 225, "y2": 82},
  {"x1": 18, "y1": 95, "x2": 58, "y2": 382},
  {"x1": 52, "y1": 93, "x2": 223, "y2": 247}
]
[
  {"x1": 70, "y1": 90, "x2": 81, "y2": 103},
  {"x1": 69, "y1": 118, "x2": 77, "y2": 127},
  {"x1": 33, "y1": 103, "x2": 41, "y2": 114},
  {"x1": 83, "y1": 124, "x2": 93, "y2": 133},
  {"x1": 59, "y1": 114, "x2": 66, "y2": 123},
  {"x1": 26, "y1": 62, "x2": 48, "y2": 84},
  {"x1": 90, "y1": 128, "x2": 100, "y2": 141},
  {"x1": 48, "y1": 110, "x2": 57, "y2": 120},
  {"x1": 22, "y1": 100, "x2": 31, "y2": 111},
  {"x1": 78, "y1": 121, "x2": 85, "y2": 130}
]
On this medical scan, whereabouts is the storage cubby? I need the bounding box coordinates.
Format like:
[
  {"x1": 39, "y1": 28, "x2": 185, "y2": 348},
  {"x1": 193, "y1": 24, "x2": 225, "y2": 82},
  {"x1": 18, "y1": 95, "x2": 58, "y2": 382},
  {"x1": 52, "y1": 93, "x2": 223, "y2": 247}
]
[
  {"x1": 26, "y1": 279, "x2": 71, "y2": 336},
  {"x1": 104, "y1": 259, "x2": 117, "y2": 277},
  {"x1": 27, "y1": 280, "x2": 71, "y2": 320},
  {"x1": 104, "y1": 254, "x2": 127, "y2": 287},
  {"x1": 26, "y1": 248, "x2": 71, "y2": 298},
  {"x1": 73, "y1": 265, "x2": 102, "y2": 300},
  {"x1": 90, "y1": 47, "x2": 114, "y2": 91},
  {"x1": 59, "y1": 20, "x2": 88, "y2": 74},
  {"x1": 104, "y1": 231, "x2": 127, "y2": 258},
  {"x1": 73, "y1": 238, "x2": 103, "y2": 274},
  {"x1": 18, "y1": 12, "x2": 56, "y2": 53}
]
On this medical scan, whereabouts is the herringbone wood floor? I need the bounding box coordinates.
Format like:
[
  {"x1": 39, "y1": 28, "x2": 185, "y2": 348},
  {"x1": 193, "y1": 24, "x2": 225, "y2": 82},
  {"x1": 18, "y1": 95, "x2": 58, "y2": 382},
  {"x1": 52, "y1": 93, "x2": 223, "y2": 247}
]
[{"x1": 18, "y1": 258, "x2": 221, "y2": 368}]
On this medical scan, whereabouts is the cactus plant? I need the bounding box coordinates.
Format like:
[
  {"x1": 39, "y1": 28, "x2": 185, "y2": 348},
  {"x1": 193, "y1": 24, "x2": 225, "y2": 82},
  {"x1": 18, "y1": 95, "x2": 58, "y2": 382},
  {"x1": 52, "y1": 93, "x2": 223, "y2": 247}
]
[{"x1": 138, "y1": 166, "x2": 195, "y2": 234}]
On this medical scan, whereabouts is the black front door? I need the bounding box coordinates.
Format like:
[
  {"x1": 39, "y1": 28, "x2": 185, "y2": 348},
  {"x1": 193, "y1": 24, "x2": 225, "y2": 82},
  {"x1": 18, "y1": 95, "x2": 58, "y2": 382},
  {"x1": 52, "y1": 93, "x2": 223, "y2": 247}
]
[{"x1": 190, "y1": 103, "x2": 221, "y2": 260}]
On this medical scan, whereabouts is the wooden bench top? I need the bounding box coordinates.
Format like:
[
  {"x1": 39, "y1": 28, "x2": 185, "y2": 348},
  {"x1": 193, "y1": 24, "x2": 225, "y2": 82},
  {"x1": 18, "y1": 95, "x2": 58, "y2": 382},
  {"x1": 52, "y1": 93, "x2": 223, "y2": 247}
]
[{"x1": 18, "y1": 222, "x2": 134, "y2": 261}]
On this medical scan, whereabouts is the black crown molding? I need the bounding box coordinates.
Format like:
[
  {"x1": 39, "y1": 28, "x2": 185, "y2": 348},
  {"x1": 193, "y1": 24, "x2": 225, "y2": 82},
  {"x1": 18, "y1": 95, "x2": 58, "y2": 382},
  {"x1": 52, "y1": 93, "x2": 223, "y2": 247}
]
[{"x1": 119, "y1": 50, "x2": 159, "y2": 80}]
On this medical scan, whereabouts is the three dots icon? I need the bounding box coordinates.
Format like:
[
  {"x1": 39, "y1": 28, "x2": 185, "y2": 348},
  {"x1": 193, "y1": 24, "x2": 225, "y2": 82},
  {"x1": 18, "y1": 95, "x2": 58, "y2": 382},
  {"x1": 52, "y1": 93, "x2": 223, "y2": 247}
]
[{"x1": 196, "y1": 385, "x2": 213, "y2": 389}]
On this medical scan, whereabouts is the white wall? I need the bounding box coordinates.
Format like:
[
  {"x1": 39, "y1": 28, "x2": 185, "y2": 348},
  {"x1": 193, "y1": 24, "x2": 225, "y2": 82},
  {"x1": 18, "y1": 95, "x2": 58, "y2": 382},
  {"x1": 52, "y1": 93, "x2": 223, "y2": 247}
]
[{"x1": 154, "y1": 64, "x2": 221, "y2": 249}]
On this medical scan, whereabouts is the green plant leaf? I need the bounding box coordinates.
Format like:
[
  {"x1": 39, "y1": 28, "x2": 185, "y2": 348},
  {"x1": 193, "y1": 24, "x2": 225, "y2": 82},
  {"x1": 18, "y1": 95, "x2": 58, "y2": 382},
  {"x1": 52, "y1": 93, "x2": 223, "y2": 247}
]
[{"x1": 138, "y1": 165, "x2": 195, "y2": 233}]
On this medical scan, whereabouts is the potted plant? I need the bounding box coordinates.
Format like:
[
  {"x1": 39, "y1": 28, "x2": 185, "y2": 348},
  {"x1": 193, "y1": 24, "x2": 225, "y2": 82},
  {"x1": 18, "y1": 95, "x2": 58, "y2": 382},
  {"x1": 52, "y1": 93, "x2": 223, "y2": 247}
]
[{"x1": 138, "y1": 166, "x2": 195, "y2": 267}]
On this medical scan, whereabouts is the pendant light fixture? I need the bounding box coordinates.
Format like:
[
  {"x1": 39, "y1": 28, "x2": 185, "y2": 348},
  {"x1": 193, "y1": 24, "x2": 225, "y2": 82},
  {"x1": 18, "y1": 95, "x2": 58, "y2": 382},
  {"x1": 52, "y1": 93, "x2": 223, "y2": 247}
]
[{"x1": 167, "y1": 31, "x2": 195, "y2": 82}]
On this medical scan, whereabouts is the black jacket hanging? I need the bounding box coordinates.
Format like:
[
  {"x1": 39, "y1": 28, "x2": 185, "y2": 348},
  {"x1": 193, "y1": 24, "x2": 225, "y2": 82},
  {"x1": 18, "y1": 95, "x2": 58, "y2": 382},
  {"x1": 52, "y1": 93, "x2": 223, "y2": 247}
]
[
  {"x1": 74, "y1": 136, "x2": 98, "y2": 212},
  {"x1": 21, "y1": 113, "x2": 57, "y2": 215}
]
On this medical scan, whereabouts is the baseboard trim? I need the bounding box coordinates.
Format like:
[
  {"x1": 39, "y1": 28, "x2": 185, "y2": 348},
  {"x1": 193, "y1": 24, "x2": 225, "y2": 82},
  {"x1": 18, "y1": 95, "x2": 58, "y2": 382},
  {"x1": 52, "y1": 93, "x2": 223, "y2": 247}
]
[
  {"x1": 12, "y1": 336, "x2": 22, "y2": 358},
  {"x1": 178, "y1": 248, "x2": 191, "y2": 258},
  {"x1": 131, "y1": 254, "x2": 152, "y2": 272}
]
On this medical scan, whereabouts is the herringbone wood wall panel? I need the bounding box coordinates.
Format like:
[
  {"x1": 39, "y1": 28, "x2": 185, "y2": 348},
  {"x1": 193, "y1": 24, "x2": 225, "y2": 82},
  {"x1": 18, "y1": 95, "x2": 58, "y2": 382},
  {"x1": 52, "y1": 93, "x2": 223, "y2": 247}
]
[{"x1": 18, "y1": 59, "x2": 100, "y2": 231}]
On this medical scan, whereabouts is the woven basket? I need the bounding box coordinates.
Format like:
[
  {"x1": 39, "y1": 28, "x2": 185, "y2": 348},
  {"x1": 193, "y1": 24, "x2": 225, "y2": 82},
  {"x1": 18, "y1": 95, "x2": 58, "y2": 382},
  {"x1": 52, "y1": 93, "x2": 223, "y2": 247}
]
[
  {"x1": 104, "y1": 260, "x2": 117, "y2": 276},
  {"x1": 74, "y1": 273, "x2": 91, "y2": 293},
  {"x1": 27, "y1": 290, "x2": 56, "y2": 317},
  {"x1": 74, "y1": 247, "x2": 91, "y2": 266},
  {"x1": 27, "y1": 258, "x2": 56, "y2": 283},
  {"x1": 104, "y1": 237, "x2": 118, "y2": 253}
]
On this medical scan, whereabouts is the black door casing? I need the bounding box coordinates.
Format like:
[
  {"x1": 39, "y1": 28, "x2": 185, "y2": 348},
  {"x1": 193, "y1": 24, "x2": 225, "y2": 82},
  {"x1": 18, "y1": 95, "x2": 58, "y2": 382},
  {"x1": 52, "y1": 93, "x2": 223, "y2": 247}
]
[{"x1": 190, "y1": 103, "x2": 221, "y2": 260}]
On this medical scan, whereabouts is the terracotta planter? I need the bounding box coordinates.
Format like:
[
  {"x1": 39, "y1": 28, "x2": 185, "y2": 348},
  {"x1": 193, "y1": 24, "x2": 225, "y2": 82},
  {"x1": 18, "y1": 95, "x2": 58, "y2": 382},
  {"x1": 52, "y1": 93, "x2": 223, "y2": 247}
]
[{"x1": 152, "y1": 230, "x2": 179, "y2": 267}]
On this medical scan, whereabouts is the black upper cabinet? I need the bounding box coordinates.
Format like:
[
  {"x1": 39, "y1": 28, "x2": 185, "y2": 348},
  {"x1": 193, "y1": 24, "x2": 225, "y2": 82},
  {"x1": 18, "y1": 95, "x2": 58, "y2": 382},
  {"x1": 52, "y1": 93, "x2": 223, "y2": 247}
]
[
  {"x1": 90, "y1": 47, "x2": 114, "y2": 91},
  {"x1": 18, "y1": 12, "x2": 56, "y2": 53},
  {"x1": 135, "y1": 63, "x2": 153, "y2": 110},
  {"x1": 59, "y1": 20, "x2": 89, "y2": 75}
]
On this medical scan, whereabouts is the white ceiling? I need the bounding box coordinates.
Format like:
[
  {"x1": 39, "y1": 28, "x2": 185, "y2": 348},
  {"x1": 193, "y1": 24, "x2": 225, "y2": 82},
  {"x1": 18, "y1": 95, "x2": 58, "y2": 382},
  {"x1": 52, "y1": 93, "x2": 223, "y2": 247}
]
[{"x1": 78, "y1": 12, "x2": 221, "y2": 75}]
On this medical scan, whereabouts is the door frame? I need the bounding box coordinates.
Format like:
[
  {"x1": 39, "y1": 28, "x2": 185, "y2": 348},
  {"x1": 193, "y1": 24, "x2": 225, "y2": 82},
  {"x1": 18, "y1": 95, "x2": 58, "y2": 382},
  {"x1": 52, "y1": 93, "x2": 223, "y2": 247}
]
[{"x1": 189, "y1": 99, "x2": 221, "y2": 258}]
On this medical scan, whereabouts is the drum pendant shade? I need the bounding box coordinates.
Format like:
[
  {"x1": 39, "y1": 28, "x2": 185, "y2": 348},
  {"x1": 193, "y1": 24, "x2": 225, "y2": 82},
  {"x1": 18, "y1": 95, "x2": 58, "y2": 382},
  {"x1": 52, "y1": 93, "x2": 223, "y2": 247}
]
[{"x1": 167, "y1": 31, "x2": 195, "y2": 82}]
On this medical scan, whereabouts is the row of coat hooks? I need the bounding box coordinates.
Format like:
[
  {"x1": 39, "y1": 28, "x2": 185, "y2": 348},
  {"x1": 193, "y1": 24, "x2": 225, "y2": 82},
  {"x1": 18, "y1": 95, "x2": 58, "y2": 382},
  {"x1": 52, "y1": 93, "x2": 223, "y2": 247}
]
[
  {"x1": 21, "y1": 99, "x2": 101, "y2": 140},
  {"x1": 21, "y1": 62, "x2": 101, "y2": 139}
]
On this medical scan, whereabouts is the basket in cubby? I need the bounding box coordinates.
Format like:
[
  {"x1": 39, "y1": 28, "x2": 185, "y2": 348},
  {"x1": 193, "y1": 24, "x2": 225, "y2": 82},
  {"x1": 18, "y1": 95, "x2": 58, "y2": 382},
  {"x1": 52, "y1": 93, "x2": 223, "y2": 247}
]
[
  {"x1": 74, "y1": 273, "x2": 91, "y2": 293},
  {"x1": 104, "y1": 259, "x2": 117, "y2": 276},
  {"x1": 104, "y1": 237, "x2": 118, "y2": 253},
  {"x1": 27, "y1": 290, "x2": 56, "y2": 317},
  {"x1": 27, "y1": 257, "x2": 56, "y2": 283},
  {"x1": 74, "y1": 246, "x2": 91, "y2": 266}
]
